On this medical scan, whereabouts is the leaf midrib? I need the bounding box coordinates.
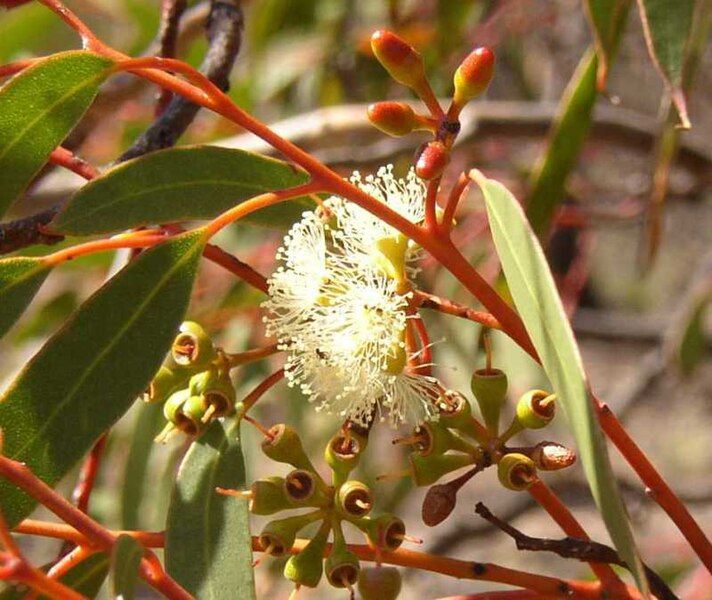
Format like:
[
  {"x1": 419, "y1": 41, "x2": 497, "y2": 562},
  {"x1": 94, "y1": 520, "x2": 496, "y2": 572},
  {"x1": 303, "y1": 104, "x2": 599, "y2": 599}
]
[{"x1": 8, "y1": 235, "x2": 203, "y2": 464}]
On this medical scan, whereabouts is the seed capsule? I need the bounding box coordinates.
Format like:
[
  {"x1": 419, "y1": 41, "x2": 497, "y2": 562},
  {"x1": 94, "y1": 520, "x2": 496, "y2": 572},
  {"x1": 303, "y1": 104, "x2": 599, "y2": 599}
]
[
  {"x1": 471, "y1": 368, "x2": 508, "y2": 434},
  {"x1": 453, "y1": 46, "x2": 495, "y2": 106},
  {"x1": 324, "y1": 430, "x2": 368, "y2": 481},
  {"x1": 188, "y1": 368, "x2": 236, "y2": 419},
  {"x1": 356, "y1": 514, "x2": 406, "y2": 551},
  {"x1": 367, "y1": 101, "x2": 417, "y2": 137},
  {"x1": 530, "y1": 441, "x2": 576, "y2": 471},
  {"x1": 325, "y1": 539, "x2": 360, "y2": 589},
  {"x1": 337, "y1": 481, "x2": 374, "y2": 518},
  {"x1": 283, "y1": 522, "x2": 330, "y2": 588},
  {"x1": 171, "y1": 321, "x2": 217, "y2": 369},
  {"x1": 261, "y1": 424, "x2": 316, "y2": 472},
  {"x1": 516, "y1": 390, "x2": 556, "y2": 429},
  {"x1": 260, "y1": 512, "x2": 321, "y2": 557},
  {"x1": 498, "y1": 452, "x2": 537, "y2": 491},
  {"x1": 411, "y1": 421, "x2": 475, "y2": 457},
  {"x1": 370, "y1": 30, "x2": 426, "y2": 89},
  {"x1": 146, "y1": 363, "x2": 188, "y2": 403},
  {"x1": 248, "y1": 476, "x2": 292, "y2": 515},
  {"x1": 409, "y1": 452, "x2": 474, "y2": 487}
]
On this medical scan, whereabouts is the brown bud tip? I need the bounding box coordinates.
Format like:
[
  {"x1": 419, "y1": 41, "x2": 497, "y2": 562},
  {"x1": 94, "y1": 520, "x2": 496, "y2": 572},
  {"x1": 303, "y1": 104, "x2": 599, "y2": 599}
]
[
  {"x1": 367, "y1": 101, "x2": 417, "y2": 137},
  {"x1": 371, "y1": 29, "x2": 425, "y2": 88},
  {"x1": 421, "y1": 483, "x2": 457, "y2": 526},
  {"x1": 416, "y1": 141, "x2": 450, "y2": 180},
  {"x1": 453, "y1": 46, "x2": 495, "y2": 105},
  {"x1": 531, "y1": 441, "x2": 576, "y2": 471}
]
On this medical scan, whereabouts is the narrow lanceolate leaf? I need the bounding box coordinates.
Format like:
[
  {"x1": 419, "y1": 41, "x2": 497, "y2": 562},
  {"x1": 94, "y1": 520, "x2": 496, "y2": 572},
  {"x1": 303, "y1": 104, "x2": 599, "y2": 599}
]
[
  {"x1": 636, "y1": 0, "x2": 695, "y2": 128},
  {"x1": 54, "y1": 145, "x2": 313, "y2": 235},
  {"x1": 166, "y1": 419, "x2": 255, "y2": 599},
  {"x1": 110, "y1": 535, "x2": 143, "y2": 600},
  {"x1": 474, "y1": 170, "x2": 649, "y2": 594},
  {"x1": 583, "y1": 0, "x2": 630, "y2": 88},
  {"x1": 0, "y1": 231, "x2": 205, "y2": 526},
  {"x1": 0, "y1": 51, "x2": 114, "y2": 217},
  {"x1": 0, "y1": 257, "x2": 51, "y2": 338},
  {"x1": 528, "y1": 5, "x2": 628, "y2": 238}
]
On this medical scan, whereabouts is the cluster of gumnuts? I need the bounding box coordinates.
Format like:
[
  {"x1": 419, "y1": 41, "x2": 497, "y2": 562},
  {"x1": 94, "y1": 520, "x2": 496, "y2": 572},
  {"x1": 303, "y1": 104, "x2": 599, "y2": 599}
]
[
  {"x1": 220, "y1": 422, "x2": 407, "y2": 599},
  {"x1": 390, "y1": 365, "x2": 576, "y2": 527},
  {"x1": 146, "y1": 321, "x2": 236, "y2": 443}
]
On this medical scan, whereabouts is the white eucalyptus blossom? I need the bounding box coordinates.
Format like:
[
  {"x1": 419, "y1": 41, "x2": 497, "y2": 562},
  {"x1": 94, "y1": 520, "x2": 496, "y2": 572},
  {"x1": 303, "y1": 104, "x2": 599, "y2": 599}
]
[{"x1": 262, "y1": 166, "x2": 441, "y2": 427}]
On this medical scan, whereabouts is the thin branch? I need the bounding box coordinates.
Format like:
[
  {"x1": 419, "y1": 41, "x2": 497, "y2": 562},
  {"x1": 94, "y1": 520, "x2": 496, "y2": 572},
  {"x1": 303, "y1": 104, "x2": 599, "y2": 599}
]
[
  {"x1": 415, "y1": 290, "x2": 501, "y2": 330},
  {"x1": 155, "y1": 0, "x2": 188, "y2": 114},
  {"x1": 475, "y1": 502, "x2": 677, "y2": 600}
]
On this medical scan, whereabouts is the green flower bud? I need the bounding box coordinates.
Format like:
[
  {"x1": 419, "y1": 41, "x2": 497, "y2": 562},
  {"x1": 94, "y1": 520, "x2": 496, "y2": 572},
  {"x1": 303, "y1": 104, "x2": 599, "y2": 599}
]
[
  {"x1": 259, "y1": 511, "x2": 323, "y2": 557},
  {"x1": 358, "y1": 567, "x2": 402, "y2": 600},
  {"x1": 370, "y1": 30, "x2": 426, "y2": 89},
  {"x1": 367, "y1": 101, "x2": 417, "y2": 137},
  {"x1": 516, "y1": 390, "x2": 556, "y2": 429},
  {"x1": 337, "y1": 481, "x2": 373, "y2": 518},
  {"x1": 261, "y1": 424, "x2": 316, "y2": 471},
  {"x1": 453, "y1": 47, "x2": 495, "y2": 106},
  {"x1": 249, "y1": 476, "x2": 292, "y2": 515},
  {"x1": 409, "y1": 452, "x2": 474, "y2": 487},
  {"x1": 284, "y1": 521, "x2": 330, "y2": 588},
  {"x1": 471, "y1": 368, "x2": 508, "y2": 434},
  {"x1": 325, "y1": 540, "x2": 360, "y2": 589},
  {"x1": 355, "y1": 514, "x2": 405, "y2": 551},
  {"x1": 324, "y1": 430, "x2": 368, "y2": 482},
  {"x1": 171, "y1": 321, "x2": 217, "y2": 369},
  {"x1": 498, "y1": 452, "x2": 537, "y2": 491}
]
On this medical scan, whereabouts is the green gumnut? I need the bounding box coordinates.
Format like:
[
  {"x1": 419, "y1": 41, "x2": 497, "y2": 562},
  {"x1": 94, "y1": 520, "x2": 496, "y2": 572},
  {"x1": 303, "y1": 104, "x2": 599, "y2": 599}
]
[
  {"x1": 471, "y1": 368, "x2": 508, "y2": 434},
  {"x1": 498, "y1": 452, "x2": 537, "y2": 491},
  {"x1": 409, "y1": 452, "x2": 474, "y2": 487},
  {"x1": 163, "y1": 388, "x2": 190, "y2": 424},
  {"x1": 249, "y1": 476, "x2": 292, "y2": 515},
  {"x1": 414, "y1": 421, "x2": 475, "y2": 457},
  {"x1": 188, "y1": 368, "x2": 236, "y2": 418},
  {"x1": 259, "y1": 512, "x2": 321, "y2": 556},
  {"x1": 283, "y1": 522, "x2": 330, "y2": 588},
  {"x1": 324, "y1": 430, "x2": 368, "y2": 481},
  {"x1": 336, "y1": 480, "x2": 373, "y2": 518},
  {"x1": 325, "y1": 539, "x2": 360, "y2": 589},
  {"x1": 354, "y1": 514, "x2": 405, "y2": 551},
  {"x1": 146, "y1": 364, "x2": 185, "y2": 403},
  {"x1": 516, "y1": 390, "x2": 556, "y2": 429},
  {"x1": 261, "y1": 424, "x2": 316, "y2": 471},
  {"x1": 358, "y1": 567, "x2": 402, "y2": 600},
  {"x1": 438, "y1": 391, "x2": 474, "y2": 430},
  {"x1": 171, "y1": 321, "x2": 217, "y2": 369},
  {"x1": 283, "y1": 469, "x2": 330, "y2": 508},
  {"x1": 181, "y1": 394, "x2": 209, "y2": 432}
]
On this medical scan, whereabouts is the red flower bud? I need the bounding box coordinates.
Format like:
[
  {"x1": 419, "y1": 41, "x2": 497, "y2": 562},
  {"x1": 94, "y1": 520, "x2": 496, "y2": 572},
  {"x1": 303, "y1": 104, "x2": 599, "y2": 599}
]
[
  {"x1": 367, "y1": 101, "x2": 417, "y2": 137},
  {"x1": 371, "y1": 30, "x2": 425, "y2": 89},
  {"x1": 1, "y1": 0, "x2": 32, "y2": 8},
  {"x1": 415, "y1": 141, "x2": 449, "y2": 180},
  {"x1": 453, "y1": 47, "x2": 495, "y2": 106}
]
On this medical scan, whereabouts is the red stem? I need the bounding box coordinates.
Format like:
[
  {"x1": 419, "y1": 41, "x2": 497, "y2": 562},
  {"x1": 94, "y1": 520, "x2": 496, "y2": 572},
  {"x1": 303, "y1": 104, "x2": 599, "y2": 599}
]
[
  {"x1": 48, "y1": 148, "x2": 99, "y2": 180},
  {"x1": 72, "y1": 434, "x2": 107, "y2": 514},
  {"x1": 440, "y1": 172, "x2": 470, "y2": 237},
  {"x1": 240, "y1": 369, "x2": 284, "y2": 413}
]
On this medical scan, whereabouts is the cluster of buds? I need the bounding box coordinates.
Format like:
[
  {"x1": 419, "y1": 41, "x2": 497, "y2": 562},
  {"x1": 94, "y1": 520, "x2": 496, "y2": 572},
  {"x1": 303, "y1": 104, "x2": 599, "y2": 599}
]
[
  {"x1": 389, "y1": 367, "x2": 575, "y2": 526},
  {"x1": 146, "y1": 322, "x2": 236, "y2": 442},
  {"x1": 221, "y1": 424, "x2": 408, "y2": 598},
  {"x1": 367, "y1": 29, "x2": 495, "y2": 182}
]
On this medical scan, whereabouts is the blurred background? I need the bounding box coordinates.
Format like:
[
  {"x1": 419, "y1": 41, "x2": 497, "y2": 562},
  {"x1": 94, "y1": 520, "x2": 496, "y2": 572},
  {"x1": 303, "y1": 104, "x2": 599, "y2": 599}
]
[{"x1": 1, "y1": 0, "x2": 710, "y2": 598}]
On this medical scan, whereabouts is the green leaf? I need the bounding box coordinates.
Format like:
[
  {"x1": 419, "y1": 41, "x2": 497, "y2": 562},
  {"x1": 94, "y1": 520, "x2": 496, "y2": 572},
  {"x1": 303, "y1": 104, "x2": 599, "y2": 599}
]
[
  {"x1": 120, "y1": 401, "x2": 165, "y2": 529},
  {"x1": 0, "y1": 231, "x2": 205, "y2": 526},
  {"x1": 166, "y1": 419, "x2": 255, "y2": 599},
  {"x1": 0, "y1": 553, "x2": 109, "y2": 600},
  {"x1": 583, "y1": 0, "x2": 631, "y2": 87},
  {"x1": 0, "y1": 51, "x2": 114, "y2": 217},
  {"x1": 54, "y1": 145, "x2": 313, "y2": 235},
  {"x1": 110, "y1": 535, "x2": 143, "y2": 600},
  {"x1": 527, "y1": 5, "x2": 628, "y2": 238},
  {"x1": 0, "y1": 257, "x2": 51, "y2": 338},
  {"x1": 676, "y1": 295, "x2": 710, "y2": 375},
  {"x1": 474, "y1": 170, "x2": 649, "y2": 594},
  {"x1": 636, "y1": 0, "x2": 695, "y2": 128}
]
